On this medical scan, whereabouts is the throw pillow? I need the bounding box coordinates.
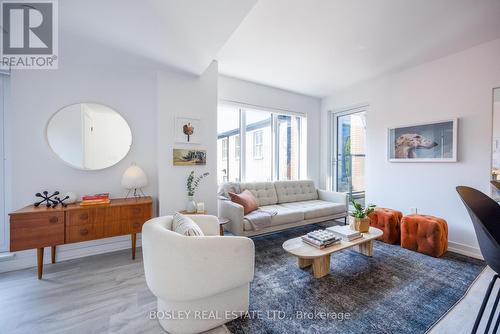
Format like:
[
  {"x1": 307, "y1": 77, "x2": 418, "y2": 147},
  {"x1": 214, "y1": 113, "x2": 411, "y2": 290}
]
[
  {"x1": 172, "y1": 213, "x2": 204, "y2": 236},
  {"x1": 217, "y1": 182, "x2": 241, "y2": 199},
  {"x1": 228, "y1": 189, "x2": 259, "y2": 215}
]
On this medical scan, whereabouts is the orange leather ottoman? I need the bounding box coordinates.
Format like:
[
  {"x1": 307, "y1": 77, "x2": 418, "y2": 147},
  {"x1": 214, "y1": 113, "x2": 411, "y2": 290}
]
[
  {"x1": 368, "y1": 208, "x2": 403, "y2": 244},
  {"x1": 400, "y1": 215, "x2": 448, "y2": 257}
]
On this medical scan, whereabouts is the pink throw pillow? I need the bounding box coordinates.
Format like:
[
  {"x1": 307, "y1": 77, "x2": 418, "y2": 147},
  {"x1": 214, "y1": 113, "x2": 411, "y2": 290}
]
[{"x1": 228, "y1": 190, "x2": 258, "y2": 215}]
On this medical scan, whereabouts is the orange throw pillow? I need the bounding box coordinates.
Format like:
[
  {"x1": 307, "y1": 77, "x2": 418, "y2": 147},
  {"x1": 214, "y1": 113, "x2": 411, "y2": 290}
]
[{"x1": 228, "y1": 190, "x2": 258, "y2": 215}]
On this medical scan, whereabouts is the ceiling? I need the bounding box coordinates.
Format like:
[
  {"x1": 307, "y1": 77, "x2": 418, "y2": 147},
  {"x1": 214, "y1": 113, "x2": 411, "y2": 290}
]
[
  {"x1": 217, "y1": 0, "x2": 500, "y2": 97},
  {"x1": 61, "y1": 0, "x2": 256, "y2": 74}
]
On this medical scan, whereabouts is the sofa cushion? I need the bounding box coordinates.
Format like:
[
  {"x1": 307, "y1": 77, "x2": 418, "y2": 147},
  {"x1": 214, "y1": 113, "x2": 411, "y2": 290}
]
[
  {"x1": 274, "y1": 180, "x2": 318, "y2": 203},
  {"x1": 228, "y1": 190, "x2": 258, "y2": 215},
  {"x1": 172, "y1": 213, "x2": 204, "y2": 236},
  {"x1": 240, "y1": 182, "x2": 278, "y2": 206},
  {"x1": 243, "y1": 205, "x2": 304, "y2": 230},
  {"x1": 280, "y1": 200, "x2": 346, "y2": 220}
]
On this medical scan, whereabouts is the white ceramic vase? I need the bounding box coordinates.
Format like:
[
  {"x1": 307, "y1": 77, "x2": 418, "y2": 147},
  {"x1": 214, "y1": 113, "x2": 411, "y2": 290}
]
[{"x1": 186, "y1": 196, "x2": 197, "y2": 213}]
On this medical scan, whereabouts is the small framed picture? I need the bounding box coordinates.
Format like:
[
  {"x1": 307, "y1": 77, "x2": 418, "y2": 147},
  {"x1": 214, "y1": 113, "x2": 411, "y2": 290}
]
[
  {"x1": 387, "y1": 118, "x2": 458, "y2": 162},
  {"x1": 173, "y1": 149, "x2": 207, "y2": 166},
  {"x1": 175, "y1": 117, "x2": 201, "y2": 144}
]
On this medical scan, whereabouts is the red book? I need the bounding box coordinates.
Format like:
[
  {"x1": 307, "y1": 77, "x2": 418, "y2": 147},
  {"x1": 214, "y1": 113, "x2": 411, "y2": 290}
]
[{"x1": 82, "y1": 194, "x2": 109, "y2": 201}]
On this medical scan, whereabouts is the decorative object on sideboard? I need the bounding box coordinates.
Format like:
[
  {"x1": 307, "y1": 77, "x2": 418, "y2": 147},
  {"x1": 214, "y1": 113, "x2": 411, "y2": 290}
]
[
  {"x1": 34, "y1": 191, "x2": 60, "y2": 208},
  {"x1": 64, "y1": 191, "x2": 77, "y2": 204},
  {"x1": 54, "y1": 195, "x2": 70, "y2": 207},
  {"x1": 350, "y1": 199, "x2": 375, "y2": 233},
  {"x1": 173, "y1": 149, "x2": 207, "y2": 166},
  {"x1": 47, "y1": 103, "x2": 132, "y2": 170},
  {"x1": 387, "y1": 118, "x2": 458, "y2": 162},
  {"x1": 122, "y1": 163, "x2": 148, "y2": 198},
  {"x1": 174, "y1": 117, "x2": 201, "y2": 143},
  {"x1": 185, "y1": 171, "x2": 209, "y2": 213}
]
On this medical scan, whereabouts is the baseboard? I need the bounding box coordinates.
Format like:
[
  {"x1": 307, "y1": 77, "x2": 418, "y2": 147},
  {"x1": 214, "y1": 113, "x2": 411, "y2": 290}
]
[
  {"x1": 447, "y1": 241, "x2": 483, "y2": 260},
  {"x1": 0, "y1": 235, "x2": 142, "y2": 274}
]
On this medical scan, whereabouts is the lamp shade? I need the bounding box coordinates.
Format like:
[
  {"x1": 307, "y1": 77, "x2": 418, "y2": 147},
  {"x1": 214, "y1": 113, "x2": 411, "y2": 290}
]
[{"x1": 121, "y1": 164, "x2": 148, "y2": 189}]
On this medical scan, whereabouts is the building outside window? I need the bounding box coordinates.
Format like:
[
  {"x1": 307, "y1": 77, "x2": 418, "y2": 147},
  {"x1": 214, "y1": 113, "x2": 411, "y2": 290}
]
[
  {"x1": 217, "y1": 104, "x2": 307, "y2": 184},
  {"x1": 235, "y1": 135, "x2": 240, "y2": 160},
  {"x1": 253, "y1": 130, "x2": 263, "y2": 159},
  {"x1": 221, "y1": 138, "x2": 228, "y2": 161}
]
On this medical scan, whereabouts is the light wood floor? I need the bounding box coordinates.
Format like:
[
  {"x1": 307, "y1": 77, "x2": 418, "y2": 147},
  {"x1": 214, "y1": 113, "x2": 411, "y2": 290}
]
[{"x1": 0, "y1": 248, "x2": 496, "y2": 334}]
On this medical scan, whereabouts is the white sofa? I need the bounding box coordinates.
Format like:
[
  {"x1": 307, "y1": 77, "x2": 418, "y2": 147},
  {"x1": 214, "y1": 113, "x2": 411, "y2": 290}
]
[
  {"x1": 142, "y1": 215, "x2": 255, "y2": 334},
  {"x1": 218, "y1": 180, "x2": 348, "y2": 236}
]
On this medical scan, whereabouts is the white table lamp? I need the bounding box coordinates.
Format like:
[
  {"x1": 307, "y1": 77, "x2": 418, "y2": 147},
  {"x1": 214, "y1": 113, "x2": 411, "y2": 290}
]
[{"x1": 122, "y1": 163, "x2": 148, "y2": 198}]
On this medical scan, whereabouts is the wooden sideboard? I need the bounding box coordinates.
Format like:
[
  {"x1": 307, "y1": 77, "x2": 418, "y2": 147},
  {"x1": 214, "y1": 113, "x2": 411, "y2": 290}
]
[{"x1": 10, "y1": 197, "x2": 153, "y2": 279}]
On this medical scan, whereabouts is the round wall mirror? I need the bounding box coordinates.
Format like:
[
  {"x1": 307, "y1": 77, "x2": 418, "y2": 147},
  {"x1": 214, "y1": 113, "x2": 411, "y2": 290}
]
[{"x1": 47, "y1": 103, "x2": 132, "y2": 170}]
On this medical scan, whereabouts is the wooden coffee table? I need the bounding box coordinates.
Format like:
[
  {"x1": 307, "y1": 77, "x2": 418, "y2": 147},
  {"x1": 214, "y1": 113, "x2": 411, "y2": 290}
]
[{"x1": 282, "y1": 227, "x2": 383, "y2": 279}]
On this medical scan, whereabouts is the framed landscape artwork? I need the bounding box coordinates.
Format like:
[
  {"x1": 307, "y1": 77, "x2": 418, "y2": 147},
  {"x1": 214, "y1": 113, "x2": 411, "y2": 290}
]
[
  {"x1": 173, "y1": 149, "x2": 207, "y2": 166},
  {"x1": 174, "y1": 117, "x2": 201, "y2": 144},
  {"x1": 387, "y1": 119, "x2": 458, "y2": 162}
]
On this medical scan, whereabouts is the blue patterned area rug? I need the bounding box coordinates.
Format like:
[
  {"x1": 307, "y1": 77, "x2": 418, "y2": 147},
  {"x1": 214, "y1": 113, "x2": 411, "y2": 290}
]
[{"x1": 225, "y1": 224, "x2": 485, "y2": 334}]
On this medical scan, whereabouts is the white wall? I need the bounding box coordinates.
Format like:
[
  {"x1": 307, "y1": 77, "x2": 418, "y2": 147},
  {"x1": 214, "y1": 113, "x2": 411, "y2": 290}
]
[
  {"x1": 320, "y1": 38, "x2": 500, "y2": 257},
  {"x1": 157, "y1": 62, "x2": 218, "y2": 216},
  {"x1": 218, "y1": 75, "x2": 321, "y2": 185},
  {"x1": 2, "y1": 31, "x2": 175, "y2": 271}
]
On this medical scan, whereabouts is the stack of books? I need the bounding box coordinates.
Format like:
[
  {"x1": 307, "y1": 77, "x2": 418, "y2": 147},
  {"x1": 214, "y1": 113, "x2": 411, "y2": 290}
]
[
  {"x1": 80, "y1": 193, "x2": 110, "y2": 206},
  {"x1": 301, "y1": 229, "x2": 341, "y2": 249},
  {"x1": 327, "y1": 225, "x2": 363, "y2": 241}
]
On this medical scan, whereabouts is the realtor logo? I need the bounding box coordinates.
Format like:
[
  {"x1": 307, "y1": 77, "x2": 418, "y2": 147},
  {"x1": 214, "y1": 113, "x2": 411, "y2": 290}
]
[{"x1": 0, "y1": 0, "x2": 58, "y2": 69}]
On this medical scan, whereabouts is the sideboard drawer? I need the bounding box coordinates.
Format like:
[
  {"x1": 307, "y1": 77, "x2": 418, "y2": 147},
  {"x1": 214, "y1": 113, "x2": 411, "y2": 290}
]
[
  {"x1": 66, "y1": 209, "x2": 92, "y2": 227},
  {"x1": 121, "y1": 204, "x2": 149, "y2": 220},
  {"x1": 121, "y1": 219, "x2": 144, "y2": 234},
  {"x1": 10, "y1": 212, "x2": 65, "y2": 251},
  {"x1": 66, "y1": 224, "x2": 97, "y2": 243}
]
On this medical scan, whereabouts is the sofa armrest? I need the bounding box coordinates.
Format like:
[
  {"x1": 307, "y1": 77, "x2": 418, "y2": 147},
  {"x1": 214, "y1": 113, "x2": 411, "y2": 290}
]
[
  {"x1": 219, "y1": 200, "x2": 245, "y2": 235},
  {"x1": 318, "y1": 189, "x2": 348, "y2": 211},
  {"x1": 189, "y1": 215, "x2": 220, "y2": 236}
]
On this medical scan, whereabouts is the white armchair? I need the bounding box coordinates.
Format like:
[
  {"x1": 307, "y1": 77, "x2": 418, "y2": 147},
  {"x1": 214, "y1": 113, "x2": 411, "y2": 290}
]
[{"x1": 142, "y1": 215, "x2": 255, "y2": 334}]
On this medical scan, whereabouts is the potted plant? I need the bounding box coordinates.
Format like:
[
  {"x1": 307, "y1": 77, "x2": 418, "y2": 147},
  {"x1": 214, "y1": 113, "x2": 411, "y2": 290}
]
[
  {"x1": 186, "y1": 171, "x2": 209, "y2": 213},
  {"x1": 349, "y1": 199, "x2": 375, "y2": 233}
]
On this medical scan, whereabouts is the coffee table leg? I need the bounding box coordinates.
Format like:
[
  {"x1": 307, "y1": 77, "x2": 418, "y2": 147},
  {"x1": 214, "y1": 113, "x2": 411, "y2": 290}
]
[
  {"x1": 298, "y1": 257, "x2": 313, "y2": 269},
  {"x1": 312, "y1": 255, "x2": 331, "y2": 278},
  {"x1": 355, "y1": 240, "x2": 373, "y2": 257}
]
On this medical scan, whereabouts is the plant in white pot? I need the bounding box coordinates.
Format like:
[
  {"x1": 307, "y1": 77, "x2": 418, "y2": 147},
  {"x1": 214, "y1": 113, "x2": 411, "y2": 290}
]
[
  {"x1": 350, "y1": 199, "x2": 376, "y2": 233},
  {"x1": 186, "y1": 171, "x2": 209, "y2": 213}
]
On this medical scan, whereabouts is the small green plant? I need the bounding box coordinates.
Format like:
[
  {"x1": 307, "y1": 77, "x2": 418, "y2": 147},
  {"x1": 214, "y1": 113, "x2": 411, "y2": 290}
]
[
  {"x1": 186, "y1": 171, "x2": 209, "y2": 197},
  {"x1": 351, "y1": 199, "x2": 375, "y2": 218}
]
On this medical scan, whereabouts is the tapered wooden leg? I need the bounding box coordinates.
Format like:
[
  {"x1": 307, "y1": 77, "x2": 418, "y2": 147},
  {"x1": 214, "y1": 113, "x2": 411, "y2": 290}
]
[
  {"x1": 131, "y1": 233, "x2": 137, "y2": 260},
  {"x1": 354, "y1": 240, "x2": 373, "y2": 257},
  {"x1": 37, "y1": 248, "x2": 44, "y2": 280},
  {"x1": 219, "y1": 225, "x2": 224, "y2": 236},
  {"x1": 51, "y1": 246, "x2": 56, "y2": 264},
  {"x1": 312, "y1": 255, "x2": 331, "y2": 278},
  {"x1": 298, "y1": 257, "x2": 313, "y2": 269}
]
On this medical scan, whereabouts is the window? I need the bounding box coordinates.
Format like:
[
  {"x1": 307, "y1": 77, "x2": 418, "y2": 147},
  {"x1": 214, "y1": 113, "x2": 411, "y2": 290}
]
[
  {"x1": 217, "y1": 106, "x2": 240, "y2": 183},
  {"x1": 253, "y1": 130, "x2": 263, "y2": 159},
  {"x1": 332, "y1": 108, "x2": 366, "y2": 204},
  {"x1": 221, "y1": 138, "x2": 228, "y2": 161},
  {"x1": 0, "y1": 74, "x2": 6, "y2": 252},
  {"x1": 217, "y1": 104, "x2": 306, "y2": 183},
  {"x1": 235, "y1": 135, "x2": 240, "y2": 160}
]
